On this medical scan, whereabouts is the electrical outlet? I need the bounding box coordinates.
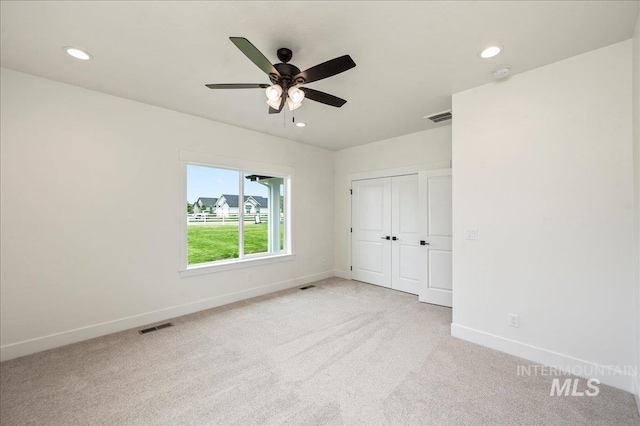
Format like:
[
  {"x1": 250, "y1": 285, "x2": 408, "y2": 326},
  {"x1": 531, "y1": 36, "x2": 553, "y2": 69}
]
[
  {"x1": 509, "y1": 313, "x2": 519, "y2": 328},
  {"x1": 465, "y1": 229, "x2": 478, "y2": 240},
  {"x1": 247, "y1": 273, "x2": 252, "y2": 282}
]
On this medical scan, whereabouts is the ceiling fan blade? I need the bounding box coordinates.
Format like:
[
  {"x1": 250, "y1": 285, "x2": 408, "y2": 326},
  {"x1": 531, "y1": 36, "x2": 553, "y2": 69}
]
[
  {"x1": 230, "y1": 37, "x2": 280, "y2": 77},
  {"x1": 268, "y1": 96, "x2": 286, "y2": 114},
  {"x1": 206, "y1": 83, "x2": 270, "y2": 89},
  {"x1": 294, "y1": 55, "x2": 356, "y2": 84},
  {"x1": 299, "y1": 88, "x2": 347, "y2": 107}
]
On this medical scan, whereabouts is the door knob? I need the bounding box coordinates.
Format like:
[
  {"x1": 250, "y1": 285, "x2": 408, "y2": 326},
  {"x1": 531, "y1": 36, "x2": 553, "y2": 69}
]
[
  {"x1": 420, "y1": 240, "x2": 430, "y2": 245},
  {"x1": 381, "y1": 236, "x2": 390, "y2": 240},
  {"x1": 392, "y1": 236, "x2": 399, "y2": 241}
]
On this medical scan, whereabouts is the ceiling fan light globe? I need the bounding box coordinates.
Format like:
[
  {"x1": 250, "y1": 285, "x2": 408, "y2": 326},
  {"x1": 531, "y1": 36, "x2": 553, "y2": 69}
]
[
  {"x1": 266, "y1": 98, "x2": 281, "y2": 109},
  {"x1": 287, "y1": 98, "x2": 302, "y2": 111},
  {"x1": 265, "y1": 84, "x2": 282, "y2": 101},
  {"x1": 288, "y1": 87, "x2": 305, "y2": 104}
]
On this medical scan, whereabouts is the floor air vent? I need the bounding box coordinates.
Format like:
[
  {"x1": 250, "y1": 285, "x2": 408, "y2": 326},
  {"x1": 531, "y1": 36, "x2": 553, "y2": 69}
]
[
  {"x1": 425, "y1": 110, "x2": 452, "y2": 123},
  {"x1": 138, "y1": 322, "x2": 174, "y2": 334},
  {"x1": 299, "y1": 285, "x2": 316, "y2": 290}
]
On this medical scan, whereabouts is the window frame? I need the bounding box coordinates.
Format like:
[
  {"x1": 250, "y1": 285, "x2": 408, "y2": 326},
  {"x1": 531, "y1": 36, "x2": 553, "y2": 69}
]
[{"x1": 179, "y1": 150, "x2": 294, "y2": 277}]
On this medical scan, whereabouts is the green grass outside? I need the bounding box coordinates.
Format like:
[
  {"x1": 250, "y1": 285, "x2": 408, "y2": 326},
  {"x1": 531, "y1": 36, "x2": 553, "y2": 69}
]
[{"x1": 188, "y1": 223, "x2": 284, "y2": 265}]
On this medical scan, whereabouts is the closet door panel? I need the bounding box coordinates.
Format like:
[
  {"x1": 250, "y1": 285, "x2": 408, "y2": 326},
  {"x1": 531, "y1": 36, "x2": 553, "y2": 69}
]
[
  {"x1": 351, "y1": 178, "x2": 392, "y2": 288},
  {"x1": 391, "y1": 175, "x2": 420, "y2": 295}
]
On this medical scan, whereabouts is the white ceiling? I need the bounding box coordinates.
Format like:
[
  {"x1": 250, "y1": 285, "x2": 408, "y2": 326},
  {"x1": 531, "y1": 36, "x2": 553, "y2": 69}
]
[{"x1": 1, "y1": 1, "x2": 638, "y2": 150}]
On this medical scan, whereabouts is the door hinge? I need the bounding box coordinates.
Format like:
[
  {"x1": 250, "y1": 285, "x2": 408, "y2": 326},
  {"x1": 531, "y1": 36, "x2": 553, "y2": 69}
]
[
  {"x1": 350, "y1": 227, "x2": 352, "y2": 233},
  {"x1": 350, "y1": 266, "x2": 352, "y2": 271},
  {"x1": 350, "y1": 189, "x2": 352, "y2": 194}
]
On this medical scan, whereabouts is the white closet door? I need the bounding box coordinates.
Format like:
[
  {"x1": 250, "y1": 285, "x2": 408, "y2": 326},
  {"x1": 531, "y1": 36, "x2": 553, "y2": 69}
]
[
  {"x1": 418, "y1": 169, "x2": 453, "y2": 307},
  {"x1": 351, "y1": 178, "x2": 392, "y2": 288},
  {"x1": 391, "y1": 175, "x2": 420, "y2": 295}
]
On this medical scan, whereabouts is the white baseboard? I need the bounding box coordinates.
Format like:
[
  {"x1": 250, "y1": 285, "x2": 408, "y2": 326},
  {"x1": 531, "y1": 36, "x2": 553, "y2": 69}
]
[
  {"x1": 334, "y1": 269, "x2": 351, "y2": 280},
  {"x1": 451, "y1": 323, "x2": 634, "y2": 393},
  {"x1": 634, "y1": 376, "x2": 640, "y2": 416},
  {"x1": 0, "y1": 270, "x2": 334, "y2": 362}
]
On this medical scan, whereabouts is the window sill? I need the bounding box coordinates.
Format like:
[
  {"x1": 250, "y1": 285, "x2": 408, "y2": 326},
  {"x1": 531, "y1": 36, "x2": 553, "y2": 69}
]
[{"x1": 179, "y1": 253, "x2": 295, "y2": 278}]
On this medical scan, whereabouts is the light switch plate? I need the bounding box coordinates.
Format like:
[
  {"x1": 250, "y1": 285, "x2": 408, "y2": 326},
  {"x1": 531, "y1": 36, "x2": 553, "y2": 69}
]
[{"x1": 465, "y1": 229, "x2": 478, "y2": 240}]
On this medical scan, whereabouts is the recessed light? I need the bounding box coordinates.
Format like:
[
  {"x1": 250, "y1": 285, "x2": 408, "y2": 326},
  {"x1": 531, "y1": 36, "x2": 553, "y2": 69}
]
[
  {"x1": 480, "y1": 46, "x2": 501, "y2": 59},
  {"x1": 295, "y1": 122, "x2": 306, "y2": 128},
  {"x1": 64, "y1": 47, "x2": 92, "y2": 61}
]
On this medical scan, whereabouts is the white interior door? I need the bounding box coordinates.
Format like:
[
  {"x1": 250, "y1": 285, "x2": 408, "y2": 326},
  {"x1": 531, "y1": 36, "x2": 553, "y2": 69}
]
[
  {"x1": 418, "y1": 169, "x2": 453, "y2": 307},
  {"x1": 351, "y1": 178, "x2": 392, "y2": 288},
  {"x1": 391, "y1": 175, "x2": 420, "y2": 295}
]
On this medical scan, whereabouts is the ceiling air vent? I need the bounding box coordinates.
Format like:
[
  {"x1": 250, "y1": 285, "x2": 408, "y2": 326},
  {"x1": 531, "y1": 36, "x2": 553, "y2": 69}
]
[{"x1": 425, "y1": 110, "x2": 452, "y2": 123}]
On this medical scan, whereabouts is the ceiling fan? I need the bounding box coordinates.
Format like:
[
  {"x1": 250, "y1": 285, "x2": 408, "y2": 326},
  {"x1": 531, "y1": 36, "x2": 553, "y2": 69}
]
[{"x1": 206, "y1": 37, "x2": 356, "y2": 114}]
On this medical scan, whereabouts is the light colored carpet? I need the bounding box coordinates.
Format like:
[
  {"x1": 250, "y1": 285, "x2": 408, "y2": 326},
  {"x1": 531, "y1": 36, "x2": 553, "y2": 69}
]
[{"x1": 1, "y1": 277, "x2": 638, "y2": 425}]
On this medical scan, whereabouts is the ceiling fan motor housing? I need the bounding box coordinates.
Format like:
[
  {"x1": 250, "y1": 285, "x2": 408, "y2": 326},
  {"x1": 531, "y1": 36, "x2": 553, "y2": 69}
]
[{"x1": 273, "y1": 62, "x2": 303, "y2": 89}]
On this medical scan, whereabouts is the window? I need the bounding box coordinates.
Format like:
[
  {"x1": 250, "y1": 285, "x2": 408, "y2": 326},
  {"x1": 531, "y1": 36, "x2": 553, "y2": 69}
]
[{"x1": 180, "y1": 151, "x2": 293, "y2": 275}]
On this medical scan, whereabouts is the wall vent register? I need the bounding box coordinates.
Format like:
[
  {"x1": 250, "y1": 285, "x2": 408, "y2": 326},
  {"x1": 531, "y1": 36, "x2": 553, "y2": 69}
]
[{"x1": 138, "y1": 322, "x2": 174, "y2": 335}]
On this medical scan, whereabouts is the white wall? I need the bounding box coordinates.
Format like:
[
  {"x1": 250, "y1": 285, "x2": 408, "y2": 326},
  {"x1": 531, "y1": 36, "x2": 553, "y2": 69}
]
[
  {"x1": 0, "y1": 69, "x2": 335, "y2": 360},
  {"x1": 333, "y1": 127, "x2": 452, "y2": 276},
  {"x1": 632, "y1": 10, "x2": 640, "y2": 403},
  {"x1": 451, "y1": 41, "x2": 635, "y2": 391}
]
